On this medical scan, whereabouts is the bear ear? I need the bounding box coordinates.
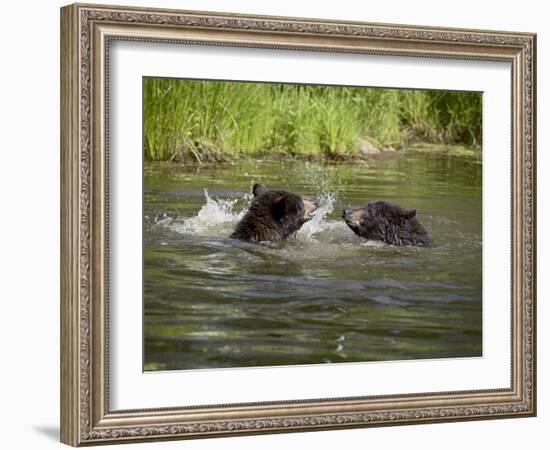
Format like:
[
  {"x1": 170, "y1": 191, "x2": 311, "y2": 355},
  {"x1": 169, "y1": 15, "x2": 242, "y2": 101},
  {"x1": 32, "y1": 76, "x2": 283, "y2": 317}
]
[
  {"x1": 402, "y1": 208, "x2": 416, "y2": 219},
  {"x1": 252, "y1": 183, "x2": 267, "y2": 197},
  {"x1": 272, "y1": 195, "x2": 287, "y2": 220},
  {"x1": 272, "y1": 195, "x2": 298, "y2": 221}
]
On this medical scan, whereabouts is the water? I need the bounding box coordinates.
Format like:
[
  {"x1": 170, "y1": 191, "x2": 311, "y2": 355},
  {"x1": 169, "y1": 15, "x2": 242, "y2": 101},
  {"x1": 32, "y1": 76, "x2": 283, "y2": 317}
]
[{"x1": 144, "y1": 150, "x2": 482, "y2": 371}]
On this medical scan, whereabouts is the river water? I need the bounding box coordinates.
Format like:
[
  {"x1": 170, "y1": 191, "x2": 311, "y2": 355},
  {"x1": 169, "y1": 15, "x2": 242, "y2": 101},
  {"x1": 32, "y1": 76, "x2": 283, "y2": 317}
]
[{"x1": 143, "y1": 150, "x2": 482, "y2": 371}]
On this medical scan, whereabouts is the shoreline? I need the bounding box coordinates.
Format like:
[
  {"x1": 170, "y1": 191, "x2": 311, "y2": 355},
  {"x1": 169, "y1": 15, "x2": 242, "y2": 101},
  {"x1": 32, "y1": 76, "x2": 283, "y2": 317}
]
[{"x1": 145, "y1": 142, "x2": 482, "y2": 165}]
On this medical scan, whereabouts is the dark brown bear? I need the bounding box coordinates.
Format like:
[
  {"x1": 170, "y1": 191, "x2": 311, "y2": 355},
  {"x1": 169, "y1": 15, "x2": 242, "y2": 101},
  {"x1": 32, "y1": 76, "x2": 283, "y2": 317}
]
[
  {"x1": 231, "y1": 184, "x2": 317, "y2": 242},
  {"x1": 342, "y1": 200, "x2": 431, "y2": 246}
]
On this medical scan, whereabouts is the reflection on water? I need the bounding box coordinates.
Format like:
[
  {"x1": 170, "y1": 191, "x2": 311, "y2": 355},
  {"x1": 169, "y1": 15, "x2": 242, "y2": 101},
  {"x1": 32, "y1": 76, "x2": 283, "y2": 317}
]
[{"x1": 144, "y1": 150, "x2": 482, "y2": 371}]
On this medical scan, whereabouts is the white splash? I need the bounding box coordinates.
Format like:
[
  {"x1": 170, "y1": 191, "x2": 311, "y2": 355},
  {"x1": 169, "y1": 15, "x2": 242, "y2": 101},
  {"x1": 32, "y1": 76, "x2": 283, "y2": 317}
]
[
  {"x1": 167, "y1": 190, "x2": 248, "y2": 236},
  {"x1": 298, "y1": 191, "x2": 338, "y2": 239}
]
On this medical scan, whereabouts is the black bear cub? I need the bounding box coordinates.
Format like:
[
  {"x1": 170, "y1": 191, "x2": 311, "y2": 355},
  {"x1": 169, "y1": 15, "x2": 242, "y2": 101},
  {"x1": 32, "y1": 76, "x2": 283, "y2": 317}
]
[
  {"x1": 342, "y1": 200, "x2": 431, "y2": 246},
  {"x1": 231, "y1": 184, "x2": 317, "y2": 242}
]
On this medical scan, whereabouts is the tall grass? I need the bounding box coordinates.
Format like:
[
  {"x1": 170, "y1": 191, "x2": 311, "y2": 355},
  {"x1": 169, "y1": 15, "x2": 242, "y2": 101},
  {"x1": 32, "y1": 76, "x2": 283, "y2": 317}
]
[
  {"x1": 144, "y1": 78, "x2": 481, "y2": 162},
  {"x1": 399, "y1": 90, "x2": 482, "y2": 146}
]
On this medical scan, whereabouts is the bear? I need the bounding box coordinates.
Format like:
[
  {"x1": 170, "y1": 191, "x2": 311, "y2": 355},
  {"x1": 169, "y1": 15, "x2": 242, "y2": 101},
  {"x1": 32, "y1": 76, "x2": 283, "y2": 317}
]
[
  {"x1": 230, "y1": 183, "x2": 317, "y2": 242},
  {"x1": 342, "y1": 200, "x2": 431, "y2": 246}
]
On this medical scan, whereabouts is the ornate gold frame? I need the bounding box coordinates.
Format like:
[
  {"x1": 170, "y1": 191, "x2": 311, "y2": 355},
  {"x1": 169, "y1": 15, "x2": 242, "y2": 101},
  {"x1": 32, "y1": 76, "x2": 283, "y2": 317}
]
[{"x1": 60, "y1": 3, "x2": 536, "y2": 446}]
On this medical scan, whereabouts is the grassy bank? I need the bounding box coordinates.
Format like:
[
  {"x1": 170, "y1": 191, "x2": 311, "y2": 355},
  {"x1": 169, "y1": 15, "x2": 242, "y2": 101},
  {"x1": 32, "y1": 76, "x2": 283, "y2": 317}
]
[{"x1": 144, "y1": 78, "x2": 481, "y2": 162}]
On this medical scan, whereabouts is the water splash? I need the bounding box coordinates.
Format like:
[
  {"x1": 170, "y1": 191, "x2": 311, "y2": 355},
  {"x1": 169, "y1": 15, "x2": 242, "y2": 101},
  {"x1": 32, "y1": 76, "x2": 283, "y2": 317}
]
[
  {"x1": 298, "y1": 191, "x2": 338, "y2": 239},
  {"x1": 300, "y1": 162, "x2": 345, "y2": 199},
  {"x1": 164, "y1": 190, "x2": 249, "y2": 236}
]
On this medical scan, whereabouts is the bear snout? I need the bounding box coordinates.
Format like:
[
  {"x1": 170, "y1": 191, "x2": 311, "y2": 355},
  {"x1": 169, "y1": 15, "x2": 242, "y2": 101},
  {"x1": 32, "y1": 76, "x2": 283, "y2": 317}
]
[
  {"x1": 342, "y1": 208, "x2": 361, "y2": 228},
  {"x1": 342, "y1": 208, "x2": 358, "y2": 221},
  {"x1": 302, "y1": 197, "x2": 318, "y2": 220}
]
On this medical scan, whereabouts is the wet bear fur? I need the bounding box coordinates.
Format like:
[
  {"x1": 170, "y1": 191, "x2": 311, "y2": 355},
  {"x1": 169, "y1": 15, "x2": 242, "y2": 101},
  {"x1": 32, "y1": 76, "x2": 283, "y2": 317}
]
[
  {"x1": 342, "y1": 200, "x2": 431, "y2": 246},
  {"x1": 231, "y1": 184, "x2": 316, "y2": 242}
]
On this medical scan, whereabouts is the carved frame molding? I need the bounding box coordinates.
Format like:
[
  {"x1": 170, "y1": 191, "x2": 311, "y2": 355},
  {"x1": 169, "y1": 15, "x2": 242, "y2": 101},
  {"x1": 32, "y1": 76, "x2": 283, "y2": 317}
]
[{"x1": 61, "y1": 3, "x2": 536, "y2": 446}]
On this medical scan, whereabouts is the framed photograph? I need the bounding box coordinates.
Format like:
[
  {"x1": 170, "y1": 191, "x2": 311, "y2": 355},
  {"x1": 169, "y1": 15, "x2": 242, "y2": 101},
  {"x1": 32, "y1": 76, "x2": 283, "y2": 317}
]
[{"x1": 60, "y1": 3, "x2": 536, "y2": 446}]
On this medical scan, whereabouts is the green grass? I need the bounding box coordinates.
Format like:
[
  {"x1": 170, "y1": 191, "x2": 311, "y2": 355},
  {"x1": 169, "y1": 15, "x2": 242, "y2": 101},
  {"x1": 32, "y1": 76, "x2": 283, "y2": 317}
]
[{"x1": 144, "y1": 78, "x2": 481, "y2": 162}]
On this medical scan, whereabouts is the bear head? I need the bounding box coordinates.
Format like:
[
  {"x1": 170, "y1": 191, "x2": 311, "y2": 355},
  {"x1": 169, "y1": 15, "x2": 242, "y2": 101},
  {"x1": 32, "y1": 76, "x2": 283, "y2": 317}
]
[
  {"x1": 231, "y1": 183, "x2": 317, "y2": 242},
  {"x1": 342, "y1": 200, "x2": 431, "y2": 246}
]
